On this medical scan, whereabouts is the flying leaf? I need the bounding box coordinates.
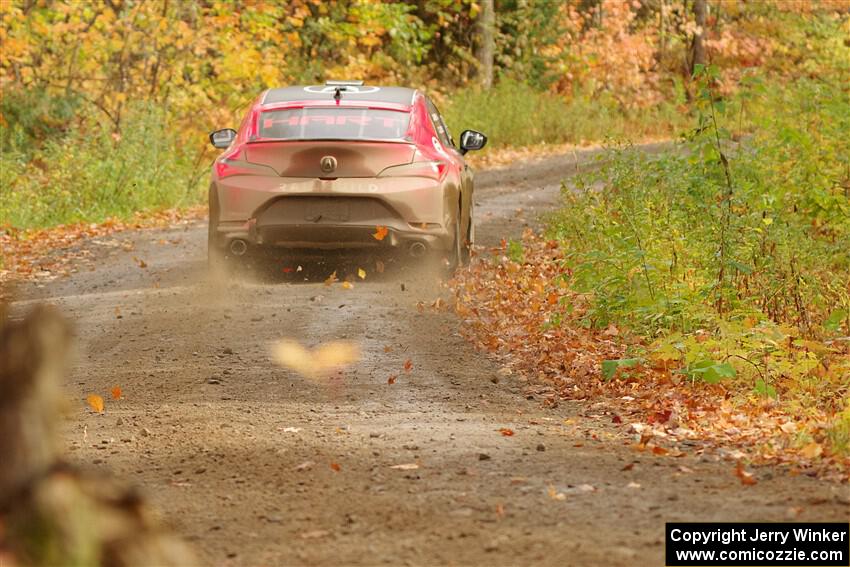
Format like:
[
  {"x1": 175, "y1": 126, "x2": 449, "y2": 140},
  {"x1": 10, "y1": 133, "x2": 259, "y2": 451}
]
[
  {"x1": 270, "y1": 340, "x2": 360, "y2": 381},
  {"x1": 87, "y1": 394, "x2": 104, "y2": 413},
  {"x1": 357, "y1": 268, "x2": 366, "y2": 279},
  {"x1": 111, "y1": 385, "x2": 122, "y2": 400},
  {"x1": 372, "y1": 226, "x2": 389, "y2": 241}
]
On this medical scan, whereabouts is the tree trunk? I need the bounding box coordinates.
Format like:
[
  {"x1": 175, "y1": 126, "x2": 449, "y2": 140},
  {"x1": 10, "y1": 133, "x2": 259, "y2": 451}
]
[
  {"x1": 476, "y1": 0, "x2": 495, "y2": 89},
  {"x1": 691, "y1": 0, "x2": 707, "y2": 74}
]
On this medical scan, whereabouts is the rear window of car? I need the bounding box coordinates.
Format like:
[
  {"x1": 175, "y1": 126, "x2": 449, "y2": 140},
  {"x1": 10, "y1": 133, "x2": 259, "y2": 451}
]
[{"x1": 258, "y1": 108, "x2": 410, "y2": 141}]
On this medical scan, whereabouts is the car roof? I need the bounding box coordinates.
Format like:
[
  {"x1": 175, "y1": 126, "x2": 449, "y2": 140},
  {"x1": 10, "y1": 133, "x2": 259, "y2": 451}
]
[{"x1": 263, "y1": 85, "x2": 418, "y2": 107}]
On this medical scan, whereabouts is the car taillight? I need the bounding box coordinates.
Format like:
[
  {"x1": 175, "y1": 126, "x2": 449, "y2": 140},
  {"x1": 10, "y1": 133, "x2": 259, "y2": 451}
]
[
  {"x1": 214, "y1": 146, "x2": 253, "y2": 179},
  {"x1": 378, "y1": 161, "x2": 448, "y2": 181}
]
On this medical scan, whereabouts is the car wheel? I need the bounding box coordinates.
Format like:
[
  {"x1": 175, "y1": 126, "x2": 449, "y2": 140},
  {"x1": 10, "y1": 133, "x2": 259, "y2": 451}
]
[
  {"x1": 461, "y1": 210, "x2": 473, "y2": 266},
  {"x1": 443, "y1": 211, "x2": 463, "y2": 276},
  {"x1": 207, "y1": 187, "x2": 231, "y2": 272}
]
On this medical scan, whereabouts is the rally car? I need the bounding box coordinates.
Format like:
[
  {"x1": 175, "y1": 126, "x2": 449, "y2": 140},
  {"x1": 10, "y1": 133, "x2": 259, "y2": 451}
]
[{"x1": 207, "y1": 81, "x2": 487, "y2": 271}]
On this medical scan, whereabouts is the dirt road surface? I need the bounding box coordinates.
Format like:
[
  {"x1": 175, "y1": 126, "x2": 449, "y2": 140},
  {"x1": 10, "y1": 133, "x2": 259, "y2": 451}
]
[{"x1": 10, "y1": 146, "x2": 848, "y2": 566}]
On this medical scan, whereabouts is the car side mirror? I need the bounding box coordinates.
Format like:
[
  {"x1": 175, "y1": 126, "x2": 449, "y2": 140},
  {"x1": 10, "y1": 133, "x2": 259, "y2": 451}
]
[
  {"x1": 209, "y1": 128, "x2": 237, "y2": 149},
  {"x1": 459, "y1": 129, "x2": 487, "y2": 154}
]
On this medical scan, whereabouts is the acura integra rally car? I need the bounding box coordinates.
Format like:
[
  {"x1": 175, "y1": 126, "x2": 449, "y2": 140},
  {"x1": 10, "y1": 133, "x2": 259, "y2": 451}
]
[{"x1": 207, "y1": 81, "x2": 487, "y2": 272}]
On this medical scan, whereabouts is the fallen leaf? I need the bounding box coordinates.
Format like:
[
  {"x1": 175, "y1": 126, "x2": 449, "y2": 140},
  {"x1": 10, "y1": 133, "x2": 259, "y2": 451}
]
[
  {"x1": 387, "y1": 375, "x2": 397, "y2": 385},
  {"x1": 547, "y1": 485, "x2": 566, "y2": 501},
  {"x1": 621, "y1": 463, "x2": 635, "y2": 471},
  {"x1": 87, "y1": 394, "x2": 104, "y2": 413},
  {"x1": 341, "y1": 281, "x2": 353, "y2": 290},
  {"x1": 403, "y1": 359, "x2": 413, "y2": 372},
  {"x1": 652, "y1": 446, "x2": 669, "y2": 456},
  {"x1": 324, "y1": 271, "x2": 338, "y2": 286},
  {"x1": 735, "y1": 461, "x2": 757, "y2": 486},
  {"x1": 357, "y1": 268, "x2": 366, "y2": 279},
  {"x1": 383, "y1": 345, "x2": 392, "y2": 353},
  {"x1": 389, "y1": 463, "x2": 419, "y2": 470},
  {"x1": 372, "y1": 226, "x2": 389, "y2": 241},
  {"x1": 800, "y1": 442, "x2": 823, "y2": 459},
  {"x1": 111, "y1": 385, "x2": 122, "y2": 400},
  {"x1": 627, "y1": 481, "x2": 641, "y2": 489},
  {"x1": 495, "y1": 503, "x2": 505, "y2": 518},
  {"x1": 133, "y1": 257, "x2": 147, "y2": 268},
  {"x1": 498, "y1": 428, "x2": 515, "y2": 437},
  {"x1": 375, "y1": 260, "x2": 385, "y2": 273},
  {"x1": 330, "y1": 462, "x2": 341, "y2": 472},
  {"x1": 270, "y1": 340, "x2": 360, "y2": 381}
]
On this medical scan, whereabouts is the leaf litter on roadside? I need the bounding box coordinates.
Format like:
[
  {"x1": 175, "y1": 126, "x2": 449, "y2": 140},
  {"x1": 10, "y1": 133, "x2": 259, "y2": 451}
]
[{"x1": 449, "y1": 230, "x2": 850, "y2": 481}]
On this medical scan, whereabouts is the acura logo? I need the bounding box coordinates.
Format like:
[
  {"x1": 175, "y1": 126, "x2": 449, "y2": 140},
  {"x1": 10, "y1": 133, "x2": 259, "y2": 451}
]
[{"x1": 320, "y1": 155, "x2": 337, "y2": 173}]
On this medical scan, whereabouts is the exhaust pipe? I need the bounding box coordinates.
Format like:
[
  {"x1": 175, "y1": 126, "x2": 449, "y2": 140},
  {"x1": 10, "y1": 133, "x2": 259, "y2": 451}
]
[
  {"x1": 409, "y1": 242, "x2": 427, "y2": 258},
  {"x1": 229, "y1": 239, "x2": 248, "y2": 256}
]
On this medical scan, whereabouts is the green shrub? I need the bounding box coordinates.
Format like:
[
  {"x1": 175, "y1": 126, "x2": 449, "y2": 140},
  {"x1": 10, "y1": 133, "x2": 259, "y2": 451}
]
[
  {"x1": 1, "y1": 102, "x2": 205, "y2": 229},
  {"x1": 547, "y1": 74, "x2": 850, "y2": 401}
]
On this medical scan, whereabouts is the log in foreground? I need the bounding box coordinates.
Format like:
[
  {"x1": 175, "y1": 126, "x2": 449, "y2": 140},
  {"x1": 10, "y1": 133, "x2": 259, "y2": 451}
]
[{"x1": 0, "y1": 304, "x2": 196, "y2": 567}]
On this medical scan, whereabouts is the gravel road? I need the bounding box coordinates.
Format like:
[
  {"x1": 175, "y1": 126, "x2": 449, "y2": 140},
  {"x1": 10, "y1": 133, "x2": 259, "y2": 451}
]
[{"x1": 11, "y1": 145, "x2": 848, "y2": 566}]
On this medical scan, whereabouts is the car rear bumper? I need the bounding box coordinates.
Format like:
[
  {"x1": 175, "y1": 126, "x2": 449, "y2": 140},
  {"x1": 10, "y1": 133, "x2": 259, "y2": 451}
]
[{"x1": 211, "y1": 176, "x2": 457, "y2": 253}]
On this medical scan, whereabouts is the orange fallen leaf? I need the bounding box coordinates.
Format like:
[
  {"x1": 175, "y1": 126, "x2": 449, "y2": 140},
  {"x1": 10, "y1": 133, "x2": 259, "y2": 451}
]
[
  {"x1": 372, "y1": 226, "x2": 389, "y2": 241},
  {"x1": 403, "y1": 359, "x2": 413, "y2": 372},
  {"x1": 383, "y1": 345, "x2": 392, "y2": 353},
  {"x1": 735, "y1": 461, "x2": 757, "y2": 486},
  {"x1": 330, "y1": 462, "x2": 341, "y2": 472},
  {"x1": 499, "y1": 428, "x2": 515, "y2": 436},
  {"x1": 651, "y1": 446, "x2": 668, "y2": 456},
  {"x1": 341, "y1": 281, "x2": 353, "y2": 290},
  {"x1": 387, "y1": 375, "x2": 397, "y2": 385},
  {"x1": 86, "y1": 394, "x2": 104, "y2": 413},
  {"x1": 111, "y1": 385, "x2": 122, "y2": 400},
  {"x1": 799, "y1": 442, "x2": 823, "y2": 459},
  {"x1": 496, "y1": 503, "x2": 505, "y2": 518}
]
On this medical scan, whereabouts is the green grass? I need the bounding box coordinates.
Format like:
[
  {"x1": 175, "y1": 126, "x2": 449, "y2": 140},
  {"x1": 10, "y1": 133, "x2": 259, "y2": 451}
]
[
  {"x1": 1, "y1": 103, "x2": 206, "y2": 230},
  {"x1": 545, "y1": 74, "x2": 850, "y2": 412},
  {"x1": 441, "y1": 78, "x2": 689, "y2": 149}
]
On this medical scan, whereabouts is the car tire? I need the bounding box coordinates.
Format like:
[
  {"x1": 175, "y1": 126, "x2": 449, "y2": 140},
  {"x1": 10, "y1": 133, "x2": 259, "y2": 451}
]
[
  {"x1": 207, "y1": 187, "x2": 231, "y2": 272},
  {"x1": 461, "y1": 210, "x2": 473, "y2": 266},
  {"x1": 443, "y1": 211, "x2": 463, "y2": 276}
]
